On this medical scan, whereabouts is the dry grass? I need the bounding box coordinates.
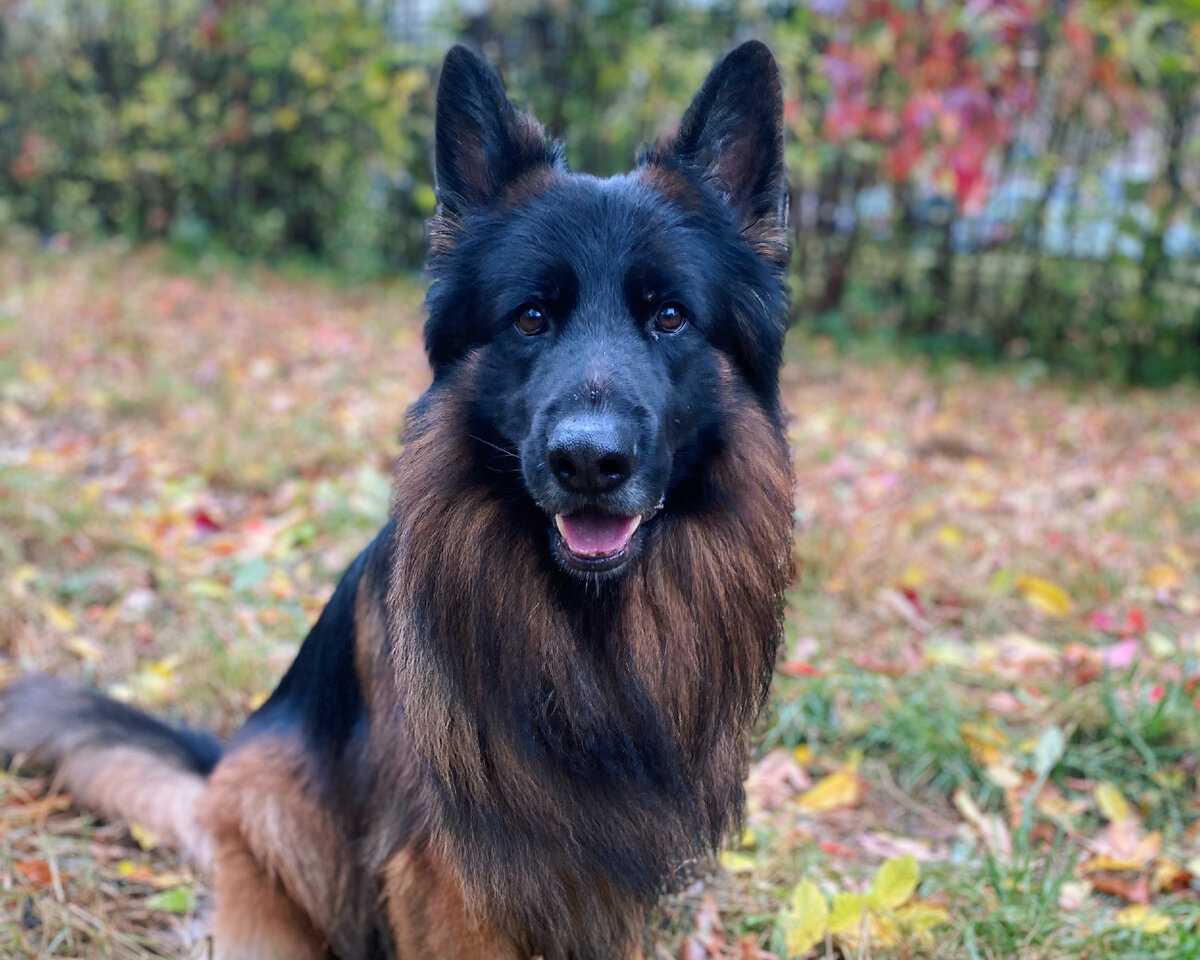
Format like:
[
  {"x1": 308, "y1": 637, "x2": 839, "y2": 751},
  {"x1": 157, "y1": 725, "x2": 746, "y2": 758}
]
[{"x1": 2, "y1": 240, "x2": 1198, "y2": 958}]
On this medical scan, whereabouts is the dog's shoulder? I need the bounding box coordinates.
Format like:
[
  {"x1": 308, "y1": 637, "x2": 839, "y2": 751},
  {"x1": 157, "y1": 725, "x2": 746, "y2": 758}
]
[{"x1": 234, "y1": 521, "x2": 396, "y2": 761}]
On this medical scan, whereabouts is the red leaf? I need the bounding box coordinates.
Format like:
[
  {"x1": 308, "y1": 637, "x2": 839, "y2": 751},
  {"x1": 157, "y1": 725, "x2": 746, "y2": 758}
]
[
  {"x1": 192, "y1": 509, "x2": 221, "y2": 534},
  {"x1": 1090, "y1": 872, "x2": 1150, "y2": 905}
]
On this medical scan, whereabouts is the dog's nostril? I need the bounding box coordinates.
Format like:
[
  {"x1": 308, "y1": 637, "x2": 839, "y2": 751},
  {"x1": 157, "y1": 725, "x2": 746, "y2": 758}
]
[
  {"x1": 549, "y1": 451, "x2": 578, "y2": 484},
  {"x1": 597, "y1": 454, "x2": 629, "y2": 481},
  {"x1": 547, "y1": 417, "x2": 636, "y2": 495}
]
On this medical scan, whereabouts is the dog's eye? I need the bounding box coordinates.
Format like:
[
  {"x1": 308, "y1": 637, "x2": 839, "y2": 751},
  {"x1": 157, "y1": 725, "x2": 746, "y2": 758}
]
[
  {"x1": 515, "y1": 306, "x2": 548, "y2": 336},
  {"x1": 654, "y1": 302, "x2": 688, "y2": 334}
]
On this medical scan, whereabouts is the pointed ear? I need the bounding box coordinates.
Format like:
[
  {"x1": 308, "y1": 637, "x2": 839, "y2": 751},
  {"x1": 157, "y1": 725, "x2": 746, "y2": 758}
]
[
  {"x1": 434, "y1": 45, "x2": 562, "y2": 215},
  {"x1": 667, "y1": 40, "x2": 786, "y2": 239}
]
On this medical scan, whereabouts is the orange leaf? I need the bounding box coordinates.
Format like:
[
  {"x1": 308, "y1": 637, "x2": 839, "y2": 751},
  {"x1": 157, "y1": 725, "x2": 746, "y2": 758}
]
[{"x1": 16, "y1": 859, "x2": 52, "y2": 886}]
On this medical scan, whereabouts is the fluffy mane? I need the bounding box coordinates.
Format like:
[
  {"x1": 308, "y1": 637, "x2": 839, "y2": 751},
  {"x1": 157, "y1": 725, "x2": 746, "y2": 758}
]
[{"x1": 382, "y1": 353, "x2": 793, "y2": 958}]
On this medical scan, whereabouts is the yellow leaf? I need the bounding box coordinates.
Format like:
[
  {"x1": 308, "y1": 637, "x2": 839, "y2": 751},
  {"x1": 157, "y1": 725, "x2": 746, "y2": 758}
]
[
  {"x1": 899, "y1": 564, "x2": 926, "y2": 589},
  {"x1": 130, "y1": 822, "x2": 160, "y2": 851},
  {"x1": 43, "y1": 602, "x2": 77, "y2": 632},
  {"x1": 959, "y1": 721, "x2": 1010, "y2": 766},
  {"x1": 936, "y1": 524, "x2": 963, "y2": 549},
  {"x1": 1095, "y1": 782, "x2": 1132, "y2": 823},
  {"x1": 1154, "y1": 858, "x2": 1188, "y2": 892},
  {"x1": 21, "y1": 360, "x2": 51, "y2": 384},
  {"x1": 828, "y1": 892, "x2": 869, "y2": 934},
  {"x1": 782, "y1": 879, "x2": 829, "y2": 957},
  {"x1": 797, "y1": 768, "x2": 862, "y2": 813},
  {"x1": 1016, "y1": 575, "x2": 1073, "y2": 617},
  {"x1": 792, "y1": 744, "x2": 813, "y2": 766},
  {"x1": 1146, "y1": 564, "x2": 1182, "y2": 591},
  {"x1": 719, "y1": 851, "x2": 756, "y2": 874},
  {"x1": 870, "y1": 856, "x2": 919, "y2": 911},
  {"x1": 131, "y1": 656, "x2": 179, "y2": 705},
  {"x1": 738, "y1": 827, "x2": 757, "y2": 850},
  {"x1": 1115, "y1": 905, "x2": 1171, "y2": 935},
  {"x1": 66, "y1": 636, "x2": 102, "y2": 663},
  {"x1": 1081, "y1": 855, "x2": 1150, "y2": 873},
  {"x1": 894, "y1": 901, "x2": 949, "y2": 935}
]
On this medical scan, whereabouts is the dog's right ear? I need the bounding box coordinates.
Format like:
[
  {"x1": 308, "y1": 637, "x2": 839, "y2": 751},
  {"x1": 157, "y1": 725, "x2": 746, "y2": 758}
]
[{"x1": 434, "y1": 46, "x2": 562, "y2": 215}]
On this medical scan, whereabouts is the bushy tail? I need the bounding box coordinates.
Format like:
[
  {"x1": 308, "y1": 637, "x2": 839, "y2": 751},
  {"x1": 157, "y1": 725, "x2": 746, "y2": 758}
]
[{"x1": 0, "y1": 675, "x2": 221, "y2": 865}]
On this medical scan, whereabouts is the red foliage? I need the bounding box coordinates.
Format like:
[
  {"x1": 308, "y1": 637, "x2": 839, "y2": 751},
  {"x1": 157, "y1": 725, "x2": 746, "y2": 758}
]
[{"x1": 810, "y1": 0, "x2": 1045, "y2": 210}]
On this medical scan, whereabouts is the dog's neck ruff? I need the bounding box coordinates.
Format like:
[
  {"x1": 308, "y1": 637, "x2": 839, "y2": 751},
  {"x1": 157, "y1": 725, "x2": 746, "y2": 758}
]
[{"x1": 386, "y1": 359, "x2": 792, "y2": 959}]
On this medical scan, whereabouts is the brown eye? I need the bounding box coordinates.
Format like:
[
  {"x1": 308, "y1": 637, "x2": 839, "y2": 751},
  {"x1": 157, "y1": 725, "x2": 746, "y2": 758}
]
[
  {"x1": 654, "y1": 302, "x2": 688, "y2": 334},
  {"x1": 515, "y1": 305, "x2": 548, "y2": 336}
]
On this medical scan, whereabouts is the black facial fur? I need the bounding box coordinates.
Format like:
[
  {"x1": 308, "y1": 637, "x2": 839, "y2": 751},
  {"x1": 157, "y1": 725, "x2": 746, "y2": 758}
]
[{"x1": 424, "y1": 42, "x2": 788, "y2": 578}]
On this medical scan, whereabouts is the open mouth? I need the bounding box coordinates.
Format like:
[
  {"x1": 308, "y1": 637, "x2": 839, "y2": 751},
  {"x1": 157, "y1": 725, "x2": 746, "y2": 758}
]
[{"x1": 553, "y1": 509, "x2": 644, "y2": 573}]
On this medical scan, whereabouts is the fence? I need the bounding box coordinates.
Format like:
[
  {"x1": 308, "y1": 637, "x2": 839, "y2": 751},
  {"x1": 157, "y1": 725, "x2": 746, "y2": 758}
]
[{"x1": 2, "y1": 0, "x2": 1198, "y2": 382}]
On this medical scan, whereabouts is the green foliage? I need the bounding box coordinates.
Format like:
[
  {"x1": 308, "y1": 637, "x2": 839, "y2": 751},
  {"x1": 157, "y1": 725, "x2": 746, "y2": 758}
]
[
  {"x1": 0, "y1": 0, "x2": 435, "y2": 273},
  {"x1": 2, "y1": 0, "x2": 1200, "y2": 382}
]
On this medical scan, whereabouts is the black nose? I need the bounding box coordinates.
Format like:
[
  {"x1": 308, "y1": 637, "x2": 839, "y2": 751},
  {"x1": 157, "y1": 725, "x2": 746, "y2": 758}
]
[{"x1": 547, "y1": 415, "x2": 636, "y2": 495}]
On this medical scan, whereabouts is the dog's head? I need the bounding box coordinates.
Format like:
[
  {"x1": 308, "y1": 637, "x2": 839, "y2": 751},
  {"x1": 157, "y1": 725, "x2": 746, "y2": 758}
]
[{"x1": 422, "y1": 42, "x2": 787, "y2": 579}]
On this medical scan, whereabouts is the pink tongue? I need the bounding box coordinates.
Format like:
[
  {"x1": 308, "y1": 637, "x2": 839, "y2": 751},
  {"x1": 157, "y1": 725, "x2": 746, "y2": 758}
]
[{"x1": 558, "y1": 512, "x2": 638, "y2": 558}]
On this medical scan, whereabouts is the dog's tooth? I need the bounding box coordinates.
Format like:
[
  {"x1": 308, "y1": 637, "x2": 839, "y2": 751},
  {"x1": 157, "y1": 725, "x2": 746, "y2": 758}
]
[{"x1": 554, "y1": 515, "x2": 567, "y2": 538}]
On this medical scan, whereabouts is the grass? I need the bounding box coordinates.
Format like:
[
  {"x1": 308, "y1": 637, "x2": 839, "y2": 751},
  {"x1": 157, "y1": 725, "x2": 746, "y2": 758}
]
[{"x1": 1, "y1": 239, "x2": 1199, "y2": 959}]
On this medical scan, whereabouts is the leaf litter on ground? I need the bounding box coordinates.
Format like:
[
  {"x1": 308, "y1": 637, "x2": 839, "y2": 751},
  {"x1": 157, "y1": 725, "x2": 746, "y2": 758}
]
[{"x1": 1, "y1": 243, "x2": 1199, "y2": 959}]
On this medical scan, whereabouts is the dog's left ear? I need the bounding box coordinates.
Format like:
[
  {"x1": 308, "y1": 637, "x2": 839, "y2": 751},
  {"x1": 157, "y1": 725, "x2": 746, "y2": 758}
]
[
  {"x1": 434, "y1": 45, "x2": 562, "y2": 216},
  {"x1": 668, "y1": 40, "x2": 786, "y2": 240}
]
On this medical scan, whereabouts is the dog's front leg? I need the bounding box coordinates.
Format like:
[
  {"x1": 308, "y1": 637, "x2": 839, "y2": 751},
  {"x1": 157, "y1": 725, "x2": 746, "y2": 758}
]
[{"x1": 383, "y1": 847, "x2": 519, "y2": 960}]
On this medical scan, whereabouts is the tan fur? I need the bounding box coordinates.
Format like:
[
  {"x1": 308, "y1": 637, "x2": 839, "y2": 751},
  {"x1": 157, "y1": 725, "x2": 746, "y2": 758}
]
[
  {"x1": 198, "y1": 737, "x2": 351, "y2": 959},
  {"x1": 208, "y1": 837, "x2": 329, "y2": 960},
  {"x1": 639, "y1": 162, "x2": 788, "y2": 267},
  {"x1": 58, "y1": 744, "x2": 213, "y2": 863},
  {"x1": 382, "y1": 354, "x2": 792, "y2": 957},
  {"x1": 383, "y1": 848, "x2": 518, "y2": 960}
]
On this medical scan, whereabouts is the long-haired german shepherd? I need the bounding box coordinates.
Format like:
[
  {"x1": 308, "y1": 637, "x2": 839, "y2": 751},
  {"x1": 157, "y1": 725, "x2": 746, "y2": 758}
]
[{"x1": 1, "y1": 41, "x2": 792, "y2": 960}]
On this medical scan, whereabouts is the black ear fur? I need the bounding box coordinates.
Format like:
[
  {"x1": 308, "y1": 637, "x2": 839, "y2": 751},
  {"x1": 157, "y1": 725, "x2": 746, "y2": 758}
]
[
  {"x1": 664, "y1": 40, "x2": 786, "y2": 234},
  {"x1": 434, "y1": 45, "x2": 563, "y2": 214}
]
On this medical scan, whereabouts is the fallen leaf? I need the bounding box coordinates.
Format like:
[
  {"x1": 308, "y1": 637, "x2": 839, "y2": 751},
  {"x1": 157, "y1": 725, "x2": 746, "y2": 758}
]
[
  {"x1": 797, "y1": 767, "x2": 863, "y2": 813},
  {"x1": 1057, "y1": 880, "x2": 1092, "y2": 911},
  {"x1": 954, "y1": 788, "x2": 1011, "y2": 860},
  {"x1": 65, "y1": 636, "x2": 103, "y2": 662},
  {"x1": 1016, "y1": 575, "x2": 1073, "y2": 617},
  {"x1": 42, "y1": 602, "x2": 77, "y2": 632},
  {"x1": 1090, "y1": 872, "x2": 1150, "y2": 904},
  {"x1": 145, "y1": 886, "x2": 195, "y2": 914},
  {"x1": 871, "y1": 855, "x2": 919, "y2": 910},
  {"x1": 1101, "y1": 639, "x2": 1139, "y2": 671},
  {"x1": 959, "y1": 721, "x2": 1009, "y2": 766},
  {"x1": 782, "y1": 879, "x2": 829, "y2": 957},
  {"x1": 1095, "y1": 782, "x2": 1132, "y2": 823},
  {"x1": 828, "y1": 892, "x2": 869, "y2": 935},
  {"x1": 15, "y1": 859, "x2": 52, "y2": 886},
  {"x1": 1153, "y1": 858, "x2": 1192, "y2": 893},
  {"x1": 719, "y1": 851, "x2": 756, "y2": 875},
  {"x1": 858, "y1": 832, "x2": 938, "y2": 862},
  {"x1": 893, "y1": 901, "x2": 949, "y2": 937},
  {"x1": 747, "y1": 749, "x2": 812, "y2": 811},
  {"x1": 130, "y1": 822, "x2": 160, "y2": 851},
  {"x1": 1146, "y1": 564, "x2": 1181, "y2": 592},
  {"x1": 1114, "y1": 904, "x2": 1171, "y2": 935}
]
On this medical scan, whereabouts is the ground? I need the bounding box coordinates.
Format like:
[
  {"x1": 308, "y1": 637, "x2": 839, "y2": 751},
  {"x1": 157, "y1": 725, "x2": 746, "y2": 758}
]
[{"x1": 1, "y1": 241, "x2": 1198, "y2": 959}]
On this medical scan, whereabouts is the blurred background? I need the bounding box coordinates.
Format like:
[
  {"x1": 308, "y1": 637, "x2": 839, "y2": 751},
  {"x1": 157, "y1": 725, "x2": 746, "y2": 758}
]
[
  {"x1": 3, "y1": 0, "x2": 1200, "y2": 385},
  {"x1": 4, "y1": 5, "x2": 1200, "y2": 958}
]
